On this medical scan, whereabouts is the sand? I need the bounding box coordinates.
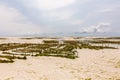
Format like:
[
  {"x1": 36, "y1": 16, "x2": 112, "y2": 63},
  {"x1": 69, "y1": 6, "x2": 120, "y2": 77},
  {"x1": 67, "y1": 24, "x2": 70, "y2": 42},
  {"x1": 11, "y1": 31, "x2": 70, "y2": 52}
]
[
  {"x1": 0, "y1": 49, "x2": 120, "y2": 80},
  {"x1": 0, "y1": 37, "x2": 120, "y2": 80}
]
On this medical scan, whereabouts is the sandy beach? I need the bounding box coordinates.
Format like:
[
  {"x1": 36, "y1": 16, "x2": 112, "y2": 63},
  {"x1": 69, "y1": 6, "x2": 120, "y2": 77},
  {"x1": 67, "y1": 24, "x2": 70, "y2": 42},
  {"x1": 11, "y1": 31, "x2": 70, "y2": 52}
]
[
  {"x1": 0, "y1": 0, "x2": 120, "y2": 79},
  {"x1": 0, "y1": 37, "x2": 120, "y2": 80},
  {"x1": 0, "y1": 49, "x2": 120, "y2": 80}
]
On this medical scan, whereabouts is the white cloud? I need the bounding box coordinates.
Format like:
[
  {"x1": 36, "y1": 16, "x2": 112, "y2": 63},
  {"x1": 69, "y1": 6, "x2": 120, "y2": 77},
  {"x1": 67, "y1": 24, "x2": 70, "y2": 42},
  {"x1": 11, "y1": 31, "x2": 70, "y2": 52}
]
[
  {"x1": 83, "y1": 23, "x2": 111, "y2": 33},
  {"x1": 97, "y1": 5, "x2": 120, "y2": 13},
  {"x1": 42, "y1": 10, "x2": 74, "y2": 20},
  {"x1": 97, "y1": 9, "x2": 113, "y2": 13},
  {"x1": 0, "y1": 4, "x2": 42, "y2": 36},
  {"x1": 42, "y1": 10, "x2": 83, "y2": 26},
  {"x1": 70, "y1": 19, "x2": 83, "y2": 25},
  {"x1": 26, "y1": 0, "x2": 76, "y2": 10}
]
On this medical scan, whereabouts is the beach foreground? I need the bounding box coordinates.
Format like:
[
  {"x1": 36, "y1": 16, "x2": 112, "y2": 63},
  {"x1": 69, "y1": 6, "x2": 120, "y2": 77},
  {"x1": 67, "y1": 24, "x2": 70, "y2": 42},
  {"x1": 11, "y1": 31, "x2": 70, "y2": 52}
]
[
  {"x1": 0, "y1": 49, "x2": 120, "y2": 80},
  {"x1": 0, "y1": 37, "x2": 120, "y2": 80}
]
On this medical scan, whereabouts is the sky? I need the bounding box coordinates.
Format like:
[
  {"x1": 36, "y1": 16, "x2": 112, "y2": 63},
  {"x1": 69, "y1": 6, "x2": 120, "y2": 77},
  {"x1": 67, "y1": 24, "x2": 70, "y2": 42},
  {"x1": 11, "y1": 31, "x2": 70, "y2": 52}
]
[{"x1": 0, "y1": 0, "x2": 120, "y2": 36}]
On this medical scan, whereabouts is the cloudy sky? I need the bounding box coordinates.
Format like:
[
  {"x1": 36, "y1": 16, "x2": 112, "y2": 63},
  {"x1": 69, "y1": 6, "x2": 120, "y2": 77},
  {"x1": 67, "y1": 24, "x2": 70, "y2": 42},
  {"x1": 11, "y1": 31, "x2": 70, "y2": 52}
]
[{"x1": 0, "y1": 0, "x2": 120, "y2": 36}]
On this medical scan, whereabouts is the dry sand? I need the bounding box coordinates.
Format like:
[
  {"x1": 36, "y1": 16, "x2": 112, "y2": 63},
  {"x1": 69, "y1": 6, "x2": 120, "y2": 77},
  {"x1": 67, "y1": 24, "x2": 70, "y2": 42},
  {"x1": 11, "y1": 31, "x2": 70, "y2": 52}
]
[
  {"x1": 0, "y1": 37, "x2": 120, "y2": 80},
  {"x1": 0, "y1": 49, "x2": 120, "y2": 80}
]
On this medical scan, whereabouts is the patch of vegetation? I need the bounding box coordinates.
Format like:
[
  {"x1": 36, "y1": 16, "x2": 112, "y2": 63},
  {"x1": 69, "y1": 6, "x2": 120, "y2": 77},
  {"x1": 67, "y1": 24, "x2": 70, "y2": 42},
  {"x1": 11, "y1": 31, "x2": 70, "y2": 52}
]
[
  {"x1": 85, "y1": 78, "x2": 92, "y2": 80},
  {"x1": 0, "y1": 59, "x2": 14, "y2": 63},
  {"x1": 0, "y1": 55, "x2": 14, "y2": 63},
  {"x1": 88, "y1": 40, "x2": 120, "y2": 44},
  {"x1": 0, "y1": 38, "x2": 7, "y2": 40},
  {"x1": 43, "y1": 40, "x2": 59, "y2": 44},
  {"x1": 2, "y1": 52, "x2": 13, "y2": 55},
  {"x1": 0, "y1": 54, "x2": 27, "y2": 60},
  {"x1": 0, "y1": 43, "x2": 32, "y2": 51},
  {"x1": 14, "y1": 44, "x2": 78, "y2": 59},
  {"x1": 0, "y1": 38, "x2": 119, "y2": 63},
  {"x1": 20, "y1": 38, "x2": 33, "y2": 40}
]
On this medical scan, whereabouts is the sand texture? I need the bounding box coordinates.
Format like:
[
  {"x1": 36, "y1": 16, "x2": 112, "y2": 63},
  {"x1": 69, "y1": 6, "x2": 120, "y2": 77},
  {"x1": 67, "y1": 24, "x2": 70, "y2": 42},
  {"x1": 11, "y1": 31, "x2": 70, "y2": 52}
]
[
  {"x1": 0, "y1": 37, "x2": 120, "y2": 80},
  {"x1": 0, "y1": 49, "x2": 120, "y2": 80}
]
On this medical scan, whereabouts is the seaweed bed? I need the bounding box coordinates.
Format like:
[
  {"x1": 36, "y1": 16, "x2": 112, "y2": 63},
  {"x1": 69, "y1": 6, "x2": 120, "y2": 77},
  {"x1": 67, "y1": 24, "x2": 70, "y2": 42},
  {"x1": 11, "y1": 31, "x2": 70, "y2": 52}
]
[{"x1": 0, "y1": 39, "x2": 119, "y2": 63}]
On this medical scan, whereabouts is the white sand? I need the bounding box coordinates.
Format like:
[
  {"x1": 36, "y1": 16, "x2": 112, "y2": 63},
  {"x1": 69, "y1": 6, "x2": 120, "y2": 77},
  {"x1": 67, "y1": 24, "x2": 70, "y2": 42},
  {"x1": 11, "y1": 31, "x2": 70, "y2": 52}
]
[
  {"x1": 0, "y1": 37, "x2": 43, "y2": 44},
  {"x1": 0, "y1": 37, "x2": 120, "y2": 80},
  {"x1": 0, "y1": 49, "x2": 120, "y2": 80}
]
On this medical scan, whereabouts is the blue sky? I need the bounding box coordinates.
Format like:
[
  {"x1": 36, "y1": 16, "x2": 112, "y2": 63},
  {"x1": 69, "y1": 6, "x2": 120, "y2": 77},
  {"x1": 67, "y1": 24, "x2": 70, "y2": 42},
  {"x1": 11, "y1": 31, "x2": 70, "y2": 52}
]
[{"x1": 0, "y1": 0, "x2": 120, "y2": 36}]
